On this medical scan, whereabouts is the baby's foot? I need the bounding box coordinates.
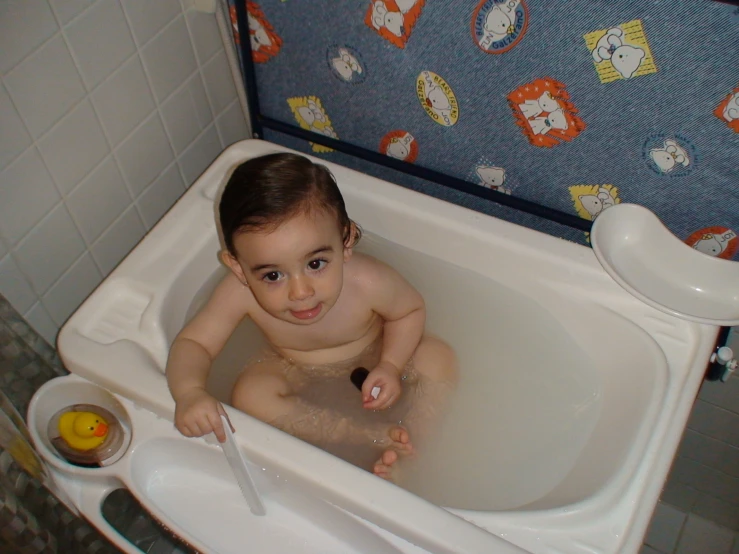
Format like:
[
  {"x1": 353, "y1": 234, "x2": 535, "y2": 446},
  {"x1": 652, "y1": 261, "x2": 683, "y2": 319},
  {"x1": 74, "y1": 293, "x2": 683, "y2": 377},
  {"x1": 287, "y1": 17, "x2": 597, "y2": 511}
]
[
  {"x1": 373, "y1": 449, "x2": 399, "y2": 480},
  {"x1": 373, "y1": 426, "x2": 412, "y2": 481},
  {"x1": 388, "y1": 425, "x2": 413, "y2": 455}
]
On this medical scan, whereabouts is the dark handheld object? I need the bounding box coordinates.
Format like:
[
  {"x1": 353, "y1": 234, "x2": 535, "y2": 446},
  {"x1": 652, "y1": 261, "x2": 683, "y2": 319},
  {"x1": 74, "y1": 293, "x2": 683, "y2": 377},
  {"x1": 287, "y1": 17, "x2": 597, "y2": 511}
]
[{"x1": 350, "y1": 367, "x2": 369, "y2": 391}]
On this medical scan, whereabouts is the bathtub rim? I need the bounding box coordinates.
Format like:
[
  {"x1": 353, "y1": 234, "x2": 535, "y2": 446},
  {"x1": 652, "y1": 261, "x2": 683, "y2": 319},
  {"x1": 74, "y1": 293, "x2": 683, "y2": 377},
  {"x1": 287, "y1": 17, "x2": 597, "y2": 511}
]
[{"x1": 56, "y1": 139, "x2": 720, "y2": 554}]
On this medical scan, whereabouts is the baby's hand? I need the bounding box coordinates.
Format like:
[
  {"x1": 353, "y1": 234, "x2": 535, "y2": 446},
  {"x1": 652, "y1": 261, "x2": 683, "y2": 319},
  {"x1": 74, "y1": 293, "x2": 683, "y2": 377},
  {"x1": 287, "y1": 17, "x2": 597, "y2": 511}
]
[
  {"x1": 362, "y1": 361, "x2": 402, "y2": 410},
  {"x1": 173, "y1": 388, "x2": 232, "y2": 443}
]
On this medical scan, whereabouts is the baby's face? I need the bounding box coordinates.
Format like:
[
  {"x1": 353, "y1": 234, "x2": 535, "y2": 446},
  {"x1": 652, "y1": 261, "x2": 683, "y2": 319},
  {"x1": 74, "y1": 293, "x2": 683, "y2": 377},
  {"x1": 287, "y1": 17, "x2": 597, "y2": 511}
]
[{"x1": 230, "y1": 210, "x2": 350, "y2": 325}]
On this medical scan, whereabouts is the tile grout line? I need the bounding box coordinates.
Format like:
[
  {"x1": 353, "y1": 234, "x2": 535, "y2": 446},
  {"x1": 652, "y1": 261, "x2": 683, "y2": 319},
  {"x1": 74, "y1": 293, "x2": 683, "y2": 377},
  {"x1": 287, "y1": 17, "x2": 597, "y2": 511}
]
[
  {"x1": 671, "y1": 454, "x2": 739, "y2": 484},
  {"x1": 180, "y1": 3, "x2": 226, "y2": 151},
  {"x1": 670, "y1": 510, "x2": 689, "y2": 554},
  {"x1": 50, "y1": 9, "x2": 126, "y2": 279},
  {"x1": 46, "y1": 0, "x2": 97, "y2": 35},
  {"x1": 2, "y1": 1, "x2": 237, "y2": 328},
  {"x1": 123, "y1": 6, "x2": 193, "y2": 195},
  {"x1": 2, "y1": 45, "x2": 232, "y2": 270}
]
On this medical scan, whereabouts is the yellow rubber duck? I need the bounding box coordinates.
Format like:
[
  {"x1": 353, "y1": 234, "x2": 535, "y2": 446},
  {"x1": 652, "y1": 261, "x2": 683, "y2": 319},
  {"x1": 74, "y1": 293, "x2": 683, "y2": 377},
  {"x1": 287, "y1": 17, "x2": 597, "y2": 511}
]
[{"x1": 58, "y1": 411, "x2": 109, "y2": 451}]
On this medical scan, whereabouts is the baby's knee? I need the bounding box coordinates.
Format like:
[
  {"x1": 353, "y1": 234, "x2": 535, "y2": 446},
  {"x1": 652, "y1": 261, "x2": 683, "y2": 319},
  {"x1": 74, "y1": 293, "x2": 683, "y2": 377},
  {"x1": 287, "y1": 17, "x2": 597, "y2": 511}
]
[
  {"x1": 230, "y1": 372, "x2": 255, "y2": 413},
  {"x1": 230, "y1": 368, "x2": 289, "y2": 421},
  {"x1": 414, "y1": 336, "x2": 459, "y2": 384}
]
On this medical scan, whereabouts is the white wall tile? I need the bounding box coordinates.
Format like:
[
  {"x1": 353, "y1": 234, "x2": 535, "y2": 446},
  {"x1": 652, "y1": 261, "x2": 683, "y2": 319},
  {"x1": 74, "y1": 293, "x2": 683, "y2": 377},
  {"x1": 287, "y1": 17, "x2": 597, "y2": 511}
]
[
  {"x1": 693, "y1": 466, "x2": 739, "y2": 505},
  {"x1": 4, "y1": 34, "x2": 86, "y2": 138},
  {"x1": 116, "y1": 113, "x2": 174, "y2": 196},
  {"x1": 675, "y1": 514, "x2": 734, "y2": 554},
  {"x1": 0, "y1": 83, "x2": 32, "y2": 170},
  {"x1": 0, "y1": 147, "x2": 61, "y2": 245},
  {"x1": 0, "y1": 0, "x2": 237, "y2": 344},
  {"x1": 720, "y1": 446, "x2": 739, "y2": 479},
  {"x1": 90, "y1": 207, "x2": 145, "y2": 275},
  {"x1": 91, "y1": 55, "x2": 155, "y2": 146},
  {"x1": 185, "y1": 8, "x2": 222, "y2": 63},
  {"x1": 669, "y1": 456, "x2": 704, "y2": 488},
  {"x1": 0, "y1": 254, "x2": 37, "y2": 314},
  {"x1": 0, "y1": 0, "x2": 59, "y2": 74},
  {"x1": 700, "y1": 377, "x2": 739, "y2": 417},
  {"x1": 679, "y1": 429, "x2": 728, "y2": 468},
  {"x1": 726, "y1": 377, "x2": 739, "y2": 416},
  {"x1": 202, "y1": 50, "x2": 237, "y2": 115},
  {"x1": 644, "y1": 502, "x2": 686, "y2": 553},
  {"x1": 122, "y1": 0, "x2": 182, "y2": 47},
  {"x1": 692, "y1": 494, "x2": 739, "y2": 532},
  {"x1": 48, "y1": 0, "x2": 95, "y2": 25},
  {"x1": 160, "y1": 74, "x2": 213, "y2": 153},
  {"x1": 24, "y1": 302, "x2": 59, "y2": 346},
  {"x1": 178, "y1": 124, "x2": 221, "y2": 185},
  {"x1": 729, "y1": 327, "x2": 739, "y2": 352},
  {"x1": 66, "y1": 157, "x2": 131, "y2": 243},
  {"x1": 140, "y1": 16, "x2": 197, "y2": 102},
  {"x1": 37, "y1": 100, "x2": 109, "y2": 194},
  {"x1": 137, "y1": 163, "x2": 184, "y2": 229},
  {"x1": 13, "y1": 204, "x2": 85, "y2": 294},
  {"x1": 688, "y1": 400, "x2": 738, "y2": 443},
  {"x1": 65, "y1": 1, "x2": 136, "y2": 90},
  {"x1": 41, "y1": 252, "x2": 101, "y2": 325},
  {"x1": 661, "y1": 482, "x2": 700, "y2": 512},
  {"x1": 215, "y1": 100, "x2": 249, "y2": 147}
]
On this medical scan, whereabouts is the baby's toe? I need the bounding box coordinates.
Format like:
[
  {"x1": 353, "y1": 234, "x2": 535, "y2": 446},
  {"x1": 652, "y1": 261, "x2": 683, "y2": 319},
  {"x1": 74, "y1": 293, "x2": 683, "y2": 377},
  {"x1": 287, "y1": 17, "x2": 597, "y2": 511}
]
[
  {"x1": 382, "y1": 449, "x2": 398, "y2": 466},
  {"x1": 373, "y1": 450, "x2": 399, "y2": 480},
  {"x1": 389, "y1": 426, "x2": 409, "y2": 444},
  {"x1": 373, "y1": 461, "x2": 391, "y2": 479}
]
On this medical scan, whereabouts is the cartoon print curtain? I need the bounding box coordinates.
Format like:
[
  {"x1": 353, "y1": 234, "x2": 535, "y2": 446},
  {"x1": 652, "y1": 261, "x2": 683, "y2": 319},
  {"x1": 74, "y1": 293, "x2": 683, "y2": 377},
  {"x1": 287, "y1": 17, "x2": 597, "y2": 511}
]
[{"x1": 228, "y1": 0, "x2": 739, "y2": 259}]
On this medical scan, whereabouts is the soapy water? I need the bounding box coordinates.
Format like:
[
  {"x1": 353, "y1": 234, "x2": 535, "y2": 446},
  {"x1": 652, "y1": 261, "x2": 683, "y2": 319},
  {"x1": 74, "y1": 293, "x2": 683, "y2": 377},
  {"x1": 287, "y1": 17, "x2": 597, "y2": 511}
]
[{"x1": 185, "y1": 232, "x2": 601, "y2": 511}]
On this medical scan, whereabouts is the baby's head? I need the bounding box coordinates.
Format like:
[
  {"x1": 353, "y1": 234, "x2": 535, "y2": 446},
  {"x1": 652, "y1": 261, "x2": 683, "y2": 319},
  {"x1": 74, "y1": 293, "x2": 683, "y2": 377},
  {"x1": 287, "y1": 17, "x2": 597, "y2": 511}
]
[
  {"x1": 219, "y1": 152, "x2": 359, "y2": 257},
  {"x1": 218, "y1": 153, "x2": 361, "y2": 324}
]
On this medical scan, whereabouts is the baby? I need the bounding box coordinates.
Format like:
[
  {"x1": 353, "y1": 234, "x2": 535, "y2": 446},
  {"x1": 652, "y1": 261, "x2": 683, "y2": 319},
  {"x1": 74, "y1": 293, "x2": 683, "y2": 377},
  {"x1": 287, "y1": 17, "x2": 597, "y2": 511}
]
[{"x1": 165, "y1": 152, "x2": 457, "y2": 479}]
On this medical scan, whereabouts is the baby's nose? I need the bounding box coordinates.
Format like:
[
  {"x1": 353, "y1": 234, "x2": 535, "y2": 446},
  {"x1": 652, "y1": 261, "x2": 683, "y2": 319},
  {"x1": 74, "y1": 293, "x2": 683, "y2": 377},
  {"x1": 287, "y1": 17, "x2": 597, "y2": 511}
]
[{"x1": 289, "y1": 277, "x2": 314, "y2": 301}]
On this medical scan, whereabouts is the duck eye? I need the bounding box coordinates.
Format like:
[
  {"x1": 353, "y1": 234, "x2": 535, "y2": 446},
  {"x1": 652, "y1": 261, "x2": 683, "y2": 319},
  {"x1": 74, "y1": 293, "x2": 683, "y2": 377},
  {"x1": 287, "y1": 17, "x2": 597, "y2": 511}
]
[{"x1": 89, "y1": 426, "x2": 94, "y2": 430}]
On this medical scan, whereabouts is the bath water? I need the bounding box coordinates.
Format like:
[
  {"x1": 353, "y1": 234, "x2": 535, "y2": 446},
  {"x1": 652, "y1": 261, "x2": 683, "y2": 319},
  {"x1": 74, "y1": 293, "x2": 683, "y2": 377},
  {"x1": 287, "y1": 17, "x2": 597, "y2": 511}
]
[{"x1": 186, "y1": 232, "x2": 600, "y2": 511}]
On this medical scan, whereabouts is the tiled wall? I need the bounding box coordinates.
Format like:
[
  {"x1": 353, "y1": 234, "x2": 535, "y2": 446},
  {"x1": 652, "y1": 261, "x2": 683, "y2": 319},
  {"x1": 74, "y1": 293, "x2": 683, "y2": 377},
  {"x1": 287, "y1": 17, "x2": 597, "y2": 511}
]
[
  {"x1": 662, "y1": 328, "x2": 739, "y2": 532},
  {"x1": 0, "y1": 0, "x2": 249, "y2": 346}
]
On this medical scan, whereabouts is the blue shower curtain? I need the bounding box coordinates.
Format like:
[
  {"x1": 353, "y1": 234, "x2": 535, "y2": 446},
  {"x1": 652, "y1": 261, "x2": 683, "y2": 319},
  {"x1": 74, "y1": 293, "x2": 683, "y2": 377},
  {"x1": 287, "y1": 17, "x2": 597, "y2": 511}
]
[{"x1": 230, "y1": 0, "x2": 739, "y2": 259}]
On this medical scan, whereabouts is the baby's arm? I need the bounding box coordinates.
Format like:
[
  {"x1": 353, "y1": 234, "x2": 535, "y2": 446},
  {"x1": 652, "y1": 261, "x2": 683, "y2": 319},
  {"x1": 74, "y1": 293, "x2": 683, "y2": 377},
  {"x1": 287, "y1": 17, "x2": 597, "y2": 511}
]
[
  {"x1": 166, "y1": 273, "x2": 250, "y2": 442},
  {"x1": 358, "y1": 258, "x2": 426, "y2": 409}
]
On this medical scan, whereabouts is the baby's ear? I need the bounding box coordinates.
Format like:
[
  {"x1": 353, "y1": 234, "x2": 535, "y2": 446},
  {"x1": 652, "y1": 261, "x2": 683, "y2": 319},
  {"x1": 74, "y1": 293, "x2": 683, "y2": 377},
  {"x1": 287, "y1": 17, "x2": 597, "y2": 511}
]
[
  {"x1": 220, "y1": 250, "x2": 248, "y2": 284},
  {"x1": 343, "y1": 222, "x2": 358, "y2": 261}
]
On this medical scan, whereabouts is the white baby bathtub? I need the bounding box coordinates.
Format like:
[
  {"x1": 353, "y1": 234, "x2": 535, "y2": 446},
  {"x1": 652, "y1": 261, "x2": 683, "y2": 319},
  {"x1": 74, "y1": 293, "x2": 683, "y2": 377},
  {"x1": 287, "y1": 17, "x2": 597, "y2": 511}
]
[{"x1": 45, "y1": 139, "x2": 720, "y2": 554}]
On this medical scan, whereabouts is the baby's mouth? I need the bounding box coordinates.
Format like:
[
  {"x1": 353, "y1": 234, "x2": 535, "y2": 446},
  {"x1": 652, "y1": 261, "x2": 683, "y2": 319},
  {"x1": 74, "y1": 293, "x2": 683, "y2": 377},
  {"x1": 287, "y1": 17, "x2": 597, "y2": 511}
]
[{"x1": 290, "y1": 304, "x2": 322, "y2": 320}]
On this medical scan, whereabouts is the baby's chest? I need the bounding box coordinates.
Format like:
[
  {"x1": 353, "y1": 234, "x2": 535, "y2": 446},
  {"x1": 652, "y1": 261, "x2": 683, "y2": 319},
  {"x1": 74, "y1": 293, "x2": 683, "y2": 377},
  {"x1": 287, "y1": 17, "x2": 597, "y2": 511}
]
[{"x1": 266, "y1": 306, "x2": 377, "y2": 350}]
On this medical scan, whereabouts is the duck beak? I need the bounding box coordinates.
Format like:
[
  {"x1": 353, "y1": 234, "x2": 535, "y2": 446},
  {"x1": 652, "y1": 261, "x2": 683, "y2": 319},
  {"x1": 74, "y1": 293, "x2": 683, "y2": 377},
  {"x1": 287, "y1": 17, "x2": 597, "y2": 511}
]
[{"x1": 94, "y1": 423, "x2": 108, "y2": 437}]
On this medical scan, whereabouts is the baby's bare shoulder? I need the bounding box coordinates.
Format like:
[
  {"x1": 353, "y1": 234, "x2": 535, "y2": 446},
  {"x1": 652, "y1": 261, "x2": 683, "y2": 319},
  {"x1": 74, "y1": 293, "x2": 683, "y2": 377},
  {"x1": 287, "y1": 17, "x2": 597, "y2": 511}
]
[
  {"x1": 349, "y1": 251, "x2": 407, "y2": 289},
  {"x1": 191, "y1": 272, "x2": 254, "y2": 327},
  {"x1": 347, "y1": 252, "x2": 421, "y2": 311},
  {"x1": 348, "y1": 251, "x2": 396, "y2": 280}
]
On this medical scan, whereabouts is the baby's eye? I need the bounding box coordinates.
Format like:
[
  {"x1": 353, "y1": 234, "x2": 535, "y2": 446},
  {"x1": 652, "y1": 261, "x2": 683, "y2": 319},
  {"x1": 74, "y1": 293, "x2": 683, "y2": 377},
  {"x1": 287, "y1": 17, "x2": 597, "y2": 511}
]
[
  {"x1": 308, "y1": 259, "x2": 327, "y2": 271},
  {"x1": 262, "y1": 271, "x2": 283, "y2": 282}
]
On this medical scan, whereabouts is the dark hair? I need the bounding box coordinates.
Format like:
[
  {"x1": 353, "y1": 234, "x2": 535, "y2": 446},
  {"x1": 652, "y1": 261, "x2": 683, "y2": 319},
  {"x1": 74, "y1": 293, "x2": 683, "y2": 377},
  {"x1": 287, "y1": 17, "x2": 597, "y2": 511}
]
[{"x1": 219, "y1": 153, "x2": 361, "y2": 255}]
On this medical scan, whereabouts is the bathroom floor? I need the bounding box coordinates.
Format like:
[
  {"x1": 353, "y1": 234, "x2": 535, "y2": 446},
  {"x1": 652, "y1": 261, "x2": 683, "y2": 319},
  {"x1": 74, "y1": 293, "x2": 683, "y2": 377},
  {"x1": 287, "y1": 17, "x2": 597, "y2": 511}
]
[{"x1": 642, "y1": 502, "x2": 739, "y2": 554}]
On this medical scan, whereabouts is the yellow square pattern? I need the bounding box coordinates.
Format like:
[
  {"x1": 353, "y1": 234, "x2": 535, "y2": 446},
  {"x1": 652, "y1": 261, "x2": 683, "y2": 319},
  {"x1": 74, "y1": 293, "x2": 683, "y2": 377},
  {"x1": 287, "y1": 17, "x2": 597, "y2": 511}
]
[
  {"x1": 584, "y1": 20, "x2": 657, "y2": 84},
  {"x1": 287, "y1": 96, "x2": 336, "y2": 153}
]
